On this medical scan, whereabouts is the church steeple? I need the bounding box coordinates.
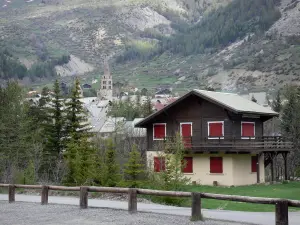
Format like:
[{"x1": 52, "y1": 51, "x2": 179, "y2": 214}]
[{"x1": 97, "y1": 59, "x2": 113, "y2": 100}]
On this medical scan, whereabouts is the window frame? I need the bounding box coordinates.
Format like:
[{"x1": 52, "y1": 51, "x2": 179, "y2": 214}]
[
  {"x1": 241, "y1": 121, "x2": 255, "y2": 139},
  {"x1": 210, "y1": 157, "x2": 223, "y2": 174},
  {"x1": 182, "y1": 157, "x2": 193, "y2": 173},
  {"x1": 153, "y1": 123, "x2": 167, "y2": 140},
  {"x1": 180, "y1": 122, "x2": 193, "y2": 137},
  {"x1": 207, "y1": 121, "x2": 224, "y2": 139},
  {"x1": 154, "y1": 156, "x2": 165, "y2": 172}
]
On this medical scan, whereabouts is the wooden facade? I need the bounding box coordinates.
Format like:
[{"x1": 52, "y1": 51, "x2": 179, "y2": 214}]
[{"x1": 135, "y1": 90, "x2": 292, "y2": 185}]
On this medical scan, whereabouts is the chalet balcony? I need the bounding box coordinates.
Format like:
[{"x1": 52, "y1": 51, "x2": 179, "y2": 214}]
[{"x1": 164, "y1": 136, "x2": 293, "y2": 153}]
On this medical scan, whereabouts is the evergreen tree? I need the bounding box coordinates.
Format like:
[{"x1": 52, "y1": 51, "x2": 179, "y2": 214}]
[
  {"x1": 124, "y1": 144, "x2": 145, "y2": 187},
  {"x1": 272, "y1": 90, "x2": 281, "y2": 112},
  {"x1": 141, "y1": 95, "x2": 153, "y2": 117},
  {"x1": 42, "y1": 80, "x2": 66, "y2": 179},
  {"x1": 38, "y1": 86, "x2": 50, "y2": 107},
  {"x1": 65, "y1": 78, "x2": 90, "y2": 141},
  {"x1": 64, "y1": 136, "x2": 96, "y2": 185},
  {"x1": 103, "y1": 139, "x2": 121, "y2": 187}
]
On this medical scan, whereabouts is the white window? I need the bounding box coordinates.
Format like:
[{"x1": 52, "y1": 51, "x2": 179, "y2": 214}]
[
  {"x1": 241, "y1": 122, "x2": 255, "y2": 139},
  {"x1": 153, "y1": 123, "x2": 166, "y2": 140},
  {"x1": 208, "y1": 121, "x2": 224, "y2": 139}
]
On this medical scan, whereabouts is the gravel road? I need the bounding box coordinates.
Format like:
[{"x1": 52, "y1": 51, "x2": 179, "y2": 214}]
[{"x1": 0, "y1": 202, "x2": 245, "y2": 225}]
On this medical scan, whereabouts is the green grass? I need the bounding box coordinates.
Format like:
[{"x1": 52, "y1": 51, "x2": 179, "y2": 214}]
[
  {"x1": 146, "y1": 182, "x2": 300, "y2": 212},
  {"x1": 177, "y1": 182, "x2": 300, "y2": 212}
]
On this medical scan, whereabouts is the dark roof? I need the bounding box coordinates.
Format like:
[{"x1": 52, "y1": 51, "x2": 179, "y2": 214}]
[{"x1": 135, "y1": 89, "x2": 278, "y2": 127}]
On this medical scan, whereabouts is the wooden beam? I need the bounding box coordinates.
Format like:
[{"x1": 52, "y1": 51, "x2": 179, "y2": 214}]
[
  {"x1": 191, "y1": 192, "x2": 202, "y2": 221},
  {"x1": 79, "y1": 186, "x2": 88, "y2": 209},
  {"x1": 256, "y1": 153, "x2": 260, "y2": 184},
  {"x1": 128, "y1": 188, "x2": 137, "y2": 213},
  {"x1": 41, "y1": 185, "x2": 49, "y2": 205},
  {"x1": 282, "y1": 152, "x2": 288, "y2": 181},
  {"x1": 8, "y1": 185, "x2": 15, "y2": 203},
  {"x1": 275, "y1": 200, "x2": 288, "y2": 225}
]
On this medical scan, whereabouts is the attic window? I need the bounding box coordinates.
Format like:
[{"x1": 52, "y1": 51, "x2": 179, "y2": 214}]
[
  {"x1": 153, "y1": 123, "x2": 166, "y2": 140},
  {"x1": 208, "y1": 121, "x2": 224, "y2": 139},
  {"x1": 241, "y1": 122, "x2": 255, "y2": 139}
]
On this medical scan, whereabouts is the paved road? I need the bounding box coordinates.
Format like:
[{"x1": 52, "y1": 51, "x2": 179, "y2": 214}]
[{"x1": 0, "y1": 194, "x2": 299, "y2": 225}]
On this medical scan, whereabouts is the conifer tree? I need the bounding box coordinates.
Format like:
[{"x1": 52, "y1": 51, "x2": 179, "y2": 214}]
[
  {"x1": 124, "y1": 144, "x2": 145, "y2": 187},
  {"x1": 65, "y1": 78, "x2": 90, "y2": 141},
  {"x1": 103, "y1": 139, "x2": 121, "y2": 187},
  {"x1": 42, "y1": 80, "x2": 66, "y2": 178},
  {"x1": 141, "y1": 95, "x2": 153, "y2": 117},
  {"x1": 272, "y1": 90, "x2": 281, "y2": 113}
]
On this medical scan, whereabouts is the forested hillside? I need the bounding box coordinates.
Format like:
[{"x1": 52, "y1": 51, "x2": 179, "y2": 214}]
[{"x1": 0, "y1": 0, "x2": 299, "y2": 92}]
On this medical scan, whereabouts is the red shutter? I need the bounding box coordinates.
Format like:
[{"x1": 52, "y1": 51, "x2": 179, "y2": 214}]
[
  {"x1": 242, "y1": 122, "x2": 255, "y2": 137},
  {"x1": 210, "y1": 157, "x2": 223, "y2": 173},
  {"x1": 182, "y1": 157, "x2": 193, "y2": 173},
  {"x1": 181, "y1": 123, "x2": 192, "y2": 148},
  {"x1": 251, "y1": 156, "x2": 258, "y2": 173},
  {"x1": 209, "y1": 122, "x2": 223, "y2": 137},
  {"x1": 153, "y1": 124, "x2": 166, "y2": 139},
  {"x1": 154, "y1": 157, "x2": 165, "y2": 172}
]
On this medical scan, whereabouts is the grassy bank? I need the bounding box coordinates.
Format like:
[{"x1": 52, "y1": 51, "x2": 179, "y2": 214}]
[{"x1": 149, "y1": 182, "x2": 300, "y2": 212}]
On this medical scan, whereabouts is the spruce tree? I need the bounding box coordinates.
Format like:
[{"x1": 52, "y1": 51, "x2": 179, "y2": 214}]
[
  {"x1": 42, "y1": 80, "x2": 66, "y2": 179},
  {"x1": 124, "y1": 144, "x2": 145, "y2": 187},
  {"x1": 272, "y1": 90, "x2": 281, "y2": 112},
  {"x1": 65, "y1": 78, "x2": 90, "y2": 141},
  {"x1": 103, "y1": 139, "x2": 121, "y2": 187},
  {"x1": 141, "y1": 95, "x2": 153, "y2": 117}
]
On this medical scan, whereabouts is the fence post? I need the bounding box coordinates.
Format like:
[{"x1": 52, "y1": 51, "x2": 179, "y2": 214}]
[
  {"x1": 128, "y1": 188, "x2": 137, "y2": 213},
  {"x1": 275, "y1": 200, "x2": 288, "y2": 225},
  {"x1": 80, "y1": 186, "x2": 88, "y2": 209},
  {"x1": 8, "y1": 185, "x2": 15, "y2": 203},
  {"x1": 191, "y1": 192, "x2": 202, "y2": 221},
  {"x1": 41, "y1": 185, "x2": 49, "y2": 205}
]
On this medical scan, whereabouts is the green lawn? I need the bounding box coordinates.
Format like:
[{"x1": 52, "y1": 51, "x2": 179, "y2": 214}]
[{"x1": 175, "y1": 182, "x2": 300, "y2": 212}]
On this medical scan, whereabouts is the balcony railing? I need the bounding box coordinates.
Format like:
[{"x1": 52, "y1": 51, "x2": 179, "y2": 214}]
[{"x1": 163, "y1": 136, "x2": 293, "y2": 152}]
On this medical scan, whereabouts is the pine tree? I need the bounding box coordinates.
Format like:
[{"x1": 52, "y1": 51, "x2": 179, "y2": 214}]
[
  {"x1": 272, "y1": 90, "x2": 281, "y2": 112},
  {"x1": 124, "y1": 144, "x2": 145, "y2": 187},
  {"x1": 141, "y1": 95, "x2": 153, "y2": 117},
  {"x1": 65, "y1": 78, "x2": 90, "y2": 141},
  {"x1": 103, "y1": 139, "x2": 121, "y2": 187},
  {"x1": 42, "y1": 80, "x2": 66, "y2": 179},
  {"x1": 38, "y1": 86, "x2": 50, "y2": 107}
]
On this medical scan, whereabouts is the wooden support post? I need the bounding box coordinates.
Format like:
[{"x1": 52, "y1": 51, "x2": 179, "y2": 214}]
[
  {"x1": 128, "y1": 188, "x2": 137, "y2": 213},
  {"x1": 41, "y1": 185, "x2": 49, "y2": 205},
  {"x1": 8, "y1": 185, "x2": 15, "y2": 203},
  {"x1": 79, "y1": 186, "x2": 88, "y2": 209},
  {"x1": 282, "y1": 153, "x2": 288, "y2": 181},
  {"x1": 256, "y1": 154, "x2": 260, "y2": 184},
  {"x1": 275, "y1": 200, "x2": 288, "y2": 225},
  {"x1": 271, "y1": 153, "x2": 275, "y2": 183},
  {"x1": 191, "y1": 192, "x2": 202, "y2": 221}
]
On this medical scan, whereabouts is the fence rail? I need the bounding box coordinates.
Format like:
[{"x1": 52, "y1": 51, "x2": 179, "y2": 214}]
[{"x1": 1, "y1": 183, "x2": 299, "y2": 225}]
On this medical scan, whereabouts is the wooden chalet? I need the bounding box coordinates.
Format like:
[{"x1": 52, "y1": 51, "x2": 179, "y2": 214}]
[{"x1": 135, "y1": 90, "x2": 293, "y2": 186}]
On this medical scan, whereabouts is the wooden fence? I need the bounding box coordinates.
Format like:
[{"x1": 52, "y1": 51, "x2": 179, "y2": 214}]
[{"x1": 1, "y1": 184, "x2": 300, "y2": 225}]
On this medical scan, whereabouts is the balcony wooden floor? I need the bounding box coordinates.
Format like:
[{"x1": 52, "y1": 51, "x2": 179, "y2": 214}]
[{"x1": 164, "y1": 136, "x2": 293, "y2": 153}]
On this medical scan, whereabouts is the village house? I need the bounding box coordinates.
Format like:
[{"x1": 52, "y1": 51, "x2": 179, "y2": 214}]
[{"x1": 135, "y1": 89, "x2": 292, "y2": 186}]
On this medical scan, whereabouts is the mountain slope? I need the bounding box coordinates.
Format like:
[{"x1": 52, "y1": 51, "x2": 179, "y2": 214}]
[{"x1": 0, "y1": 0, "x2": 299, "y2": 94}]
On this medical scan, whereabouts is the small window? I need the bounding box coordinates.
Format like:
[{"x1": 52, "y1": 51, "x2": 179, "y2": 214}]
[
  {"x1": 154, "y1": 157, "x2": 165, "y2": 172},
  {"x1": 210, "y1": 157, "x2": 223, "y2": 174},
  {"x1": 208, "y1": 121, "x2": 224, "y2": 139},
  {"x1": 109, "y1": 81, "x2": 111, "y2": 84},
  {"x1": 103, "y1": 86, "x2": 106, "y2": 89},
  {"x1": 182, "y1": 157, "x2": 193, "y2": 173},
  {"x1": 103, "y1": 81, "x2": 106, "y2": 84},
  {"x1": 153, "y1": 123, "x2": 166, "y2": 140},
  {"x1": 241, "y1": 122, "x2": 255, "y2": 139},
  {"x1": 109, "y1": 86, "x2": 112, "y2": 89},
  {"x1": 251, "y1": 156, "x2": 258, "y2": 173}
]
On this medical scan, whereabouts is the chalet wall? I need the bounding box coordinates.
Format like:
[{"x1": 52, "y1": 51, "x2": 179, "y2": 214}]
[
  {"x1": 145, "y1": 94, "x2": 265, "y2": 150},
  {"x1": 232, "y1": 154, "x2": 265, "y2": 186},
  {"x1": 146, "y1": 151, "x2": 265, "y2": 186}
]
